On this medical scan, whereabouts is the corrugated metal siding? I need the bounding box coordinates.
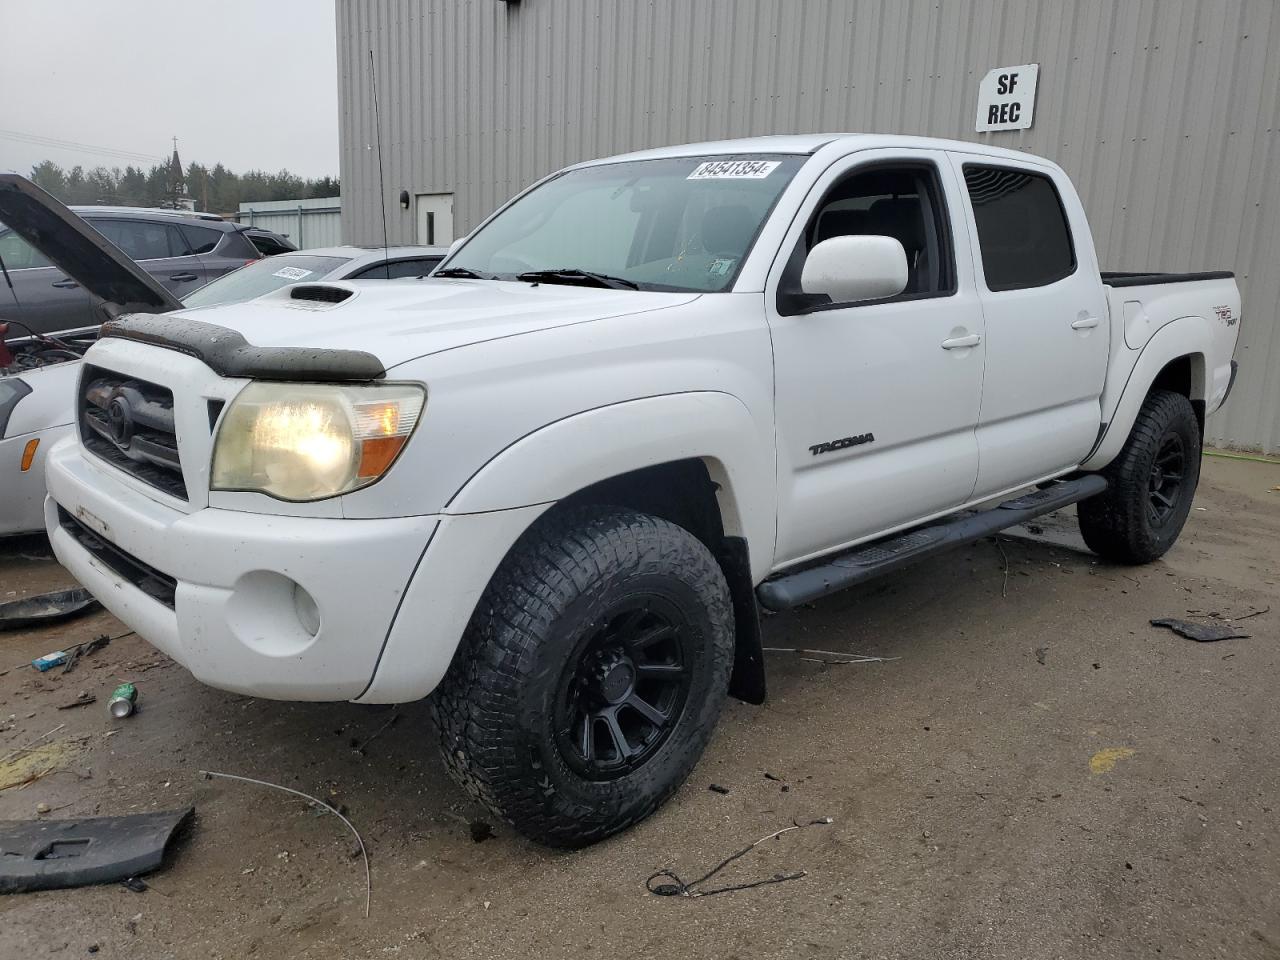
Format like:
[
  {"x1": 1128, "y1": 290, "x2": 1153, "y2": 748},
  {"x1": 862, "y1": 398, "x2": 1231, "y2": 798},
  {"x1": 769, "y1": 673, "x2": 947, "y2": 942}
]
[
  {"x1": 337, "y1": 0, "x2": 1280, "y2": 451},
  {"x1": 237, "y1": 197, "x2": 343, "y2": 249}
]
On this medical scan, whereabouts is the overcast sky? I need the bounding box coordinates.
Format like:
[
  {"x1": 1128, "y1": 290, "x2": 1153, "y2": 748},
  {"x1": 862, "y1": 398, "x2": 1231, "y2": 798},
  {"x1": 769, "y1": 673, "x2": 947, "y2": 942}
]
[{"x1": 0, "y1": 0, "x2": 339, "y2": 179}]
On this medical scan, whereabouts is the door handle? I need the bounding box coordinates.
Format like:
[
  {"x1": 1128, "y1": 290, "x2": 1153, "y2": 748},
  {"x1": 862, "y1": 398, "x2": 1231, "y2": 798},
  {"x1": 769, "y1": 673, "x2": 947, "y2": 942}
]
[
  {"x1": 941, "y1": 333, "x2": 982, "y2": 350},
  {"x1": 168, "y1": 272, "x2": 198, "y2": 282},
  {"x1": 51, "y1": 279, "x2": 79, "y2": 289},
  {"x1": 1071, "y1": 315, "x2": 1100, "y2": 330}
]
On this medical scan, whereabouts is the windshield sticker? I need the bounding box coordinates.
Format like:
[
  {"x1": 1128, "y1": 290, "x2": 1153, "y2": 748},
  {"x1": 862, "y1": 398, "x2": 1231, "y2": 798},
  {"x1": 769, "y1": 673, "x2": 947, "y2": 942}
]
[
  {"x1": 687, "y1": 160, "x2": 780, "y2": 180},
  {"x1": 272, "y1": 266, "x2": 313, "y2": 281},
  {"x1": 708, "y1": 258, "x2": 736, "y2": 277}
]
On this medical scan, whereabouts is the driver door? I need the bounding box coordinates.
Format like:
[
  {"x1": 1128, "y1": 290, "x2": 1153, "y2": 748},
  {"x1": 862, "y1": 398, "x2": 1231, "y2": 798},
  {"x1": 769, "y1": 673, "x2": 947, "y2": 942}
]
[{"x1": 766, "y1": 148, "x2": 986, "y2": 566}]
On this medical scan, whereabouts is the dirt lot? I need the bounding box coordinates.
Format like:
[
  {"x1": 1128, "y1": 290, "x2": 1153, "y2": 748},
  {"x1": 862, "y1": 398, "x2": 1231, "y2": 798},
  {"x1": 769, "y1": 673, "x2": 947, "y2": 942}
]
[{"x1": 1, "y1": 457, "x2": 1277, "y2": 960}]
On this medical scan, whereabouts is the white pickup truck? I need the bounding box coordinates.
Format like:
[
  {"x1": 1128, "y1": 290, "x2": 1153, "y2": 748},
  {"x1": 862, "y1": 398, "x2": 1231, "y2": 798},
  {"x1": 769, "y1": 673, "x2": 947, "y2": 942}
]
[{"x1": 3, "y1": 135, "x2": 1240, "y2": 847}]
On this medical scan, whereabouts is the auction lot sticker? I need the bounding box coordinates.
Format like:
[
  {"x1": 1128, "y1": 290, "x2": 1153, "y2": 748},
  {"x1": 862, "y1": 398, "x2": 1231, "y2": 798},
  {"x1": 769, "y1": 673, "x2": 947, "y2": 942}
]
[
  {"x1": 688, "y1": 160, "x2": 781, "y2": 180},
  {"x1": 272, "y1": 266, "x2": 314, "y2": 280}
]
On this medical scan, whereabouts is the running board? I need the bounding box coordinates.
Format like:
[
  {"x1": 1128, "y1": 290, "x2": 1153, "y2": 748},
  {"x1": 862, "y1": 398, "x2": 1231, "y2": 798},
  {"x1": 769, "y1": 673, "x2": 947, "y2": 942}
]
[{"x1": 756, "y1": 475, "x2": 1108, "y2": 612}]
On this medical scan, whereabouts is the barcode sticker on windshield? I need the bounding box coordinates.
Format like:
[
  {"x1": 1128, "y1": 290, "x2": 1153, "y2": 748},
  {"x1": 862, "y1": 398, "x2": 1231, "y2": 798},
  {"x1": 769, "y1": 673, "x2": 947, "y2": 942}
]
[
  {"x1": 272, "y1": 266, "x2": 313, "y2": 281},
  {"x1": 687, "y1": 160, "x2": 780, "y2": 180}
]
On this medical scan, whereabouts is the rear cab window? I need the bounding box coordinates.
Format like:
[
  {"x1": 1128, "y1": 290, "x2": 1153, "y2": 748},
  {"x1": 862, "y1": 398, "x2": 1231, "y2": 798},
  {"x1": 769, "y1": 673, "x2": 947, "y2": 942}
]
[{"x1": 962, "y1": 165, "x2": 1076, "y2": 291}]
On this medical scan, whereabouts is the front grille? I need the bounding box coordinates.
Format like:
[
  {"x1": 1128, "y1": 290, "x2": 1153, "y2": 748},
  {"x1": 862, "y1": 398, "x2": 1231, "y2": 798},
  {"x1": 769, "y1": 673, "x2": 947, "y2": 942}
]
[
  {"x1": 79, "y1": 365, "x2": 187, "y2": 500},
  {"x1": 58, "y1": 507, "x2": 177, "y2": 608}
]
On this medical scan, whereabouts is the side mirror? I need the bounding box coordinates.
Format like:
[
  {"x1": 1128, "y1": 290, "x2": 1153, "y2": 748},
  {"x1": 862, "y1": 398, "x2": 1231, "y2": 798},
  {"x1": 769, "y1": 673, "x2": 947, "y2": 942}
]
[{"x1": 800, "y1": 235, "x2": 908, "y2": 304}]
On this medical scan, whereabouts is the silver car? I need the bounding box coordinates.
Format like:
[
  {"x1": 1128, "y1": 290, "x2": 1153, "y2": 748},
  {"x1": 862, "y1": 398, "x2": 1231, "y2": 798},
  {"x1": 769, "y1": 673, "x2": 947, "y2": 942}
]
[{"x1": 180, "y1": 245, "x2": 448, "y2": 308}]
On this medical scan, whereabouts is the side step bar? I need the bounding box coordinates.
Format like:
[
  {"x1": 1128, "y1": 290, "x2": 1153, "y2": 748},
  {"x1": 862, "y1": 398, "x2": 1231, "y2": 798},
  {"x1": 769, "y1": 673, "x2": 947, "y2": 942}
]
[{"x1": 756, "y1": 475, "x2": 1108, "y2": 612}]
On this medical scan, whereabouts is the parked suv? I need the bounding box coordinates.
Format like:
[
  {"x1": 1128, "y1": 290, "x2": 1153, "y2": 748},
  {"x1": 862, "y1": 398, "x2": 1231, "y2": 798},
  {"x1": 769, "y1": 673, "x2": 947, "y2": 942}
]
[{"x1": 0, "y1": 207, "x2": 259, "y2": 334}]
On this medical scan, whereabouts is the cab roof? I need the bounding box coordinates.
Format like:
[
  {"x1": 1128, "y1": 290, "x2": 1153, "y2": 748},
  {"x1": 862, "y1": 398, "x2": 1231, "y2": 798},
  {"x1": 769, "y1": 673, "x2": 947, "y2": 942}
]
[{"x1": 576, "y1": 133, "x2": 1054, "y2": 169}]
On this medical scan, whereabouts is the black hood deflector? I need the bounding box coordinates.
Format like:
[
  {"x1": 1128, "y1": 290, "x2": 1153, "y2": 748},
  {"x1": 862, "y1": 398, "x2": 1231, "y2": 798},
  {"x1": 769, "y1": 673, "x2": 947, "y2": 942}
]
[
  {"x1": 0, "y1": 174, "x2": 182, "y2": 318},
  {"x1": 102, "y1": 314, "x2": 386, "y2": 382}
]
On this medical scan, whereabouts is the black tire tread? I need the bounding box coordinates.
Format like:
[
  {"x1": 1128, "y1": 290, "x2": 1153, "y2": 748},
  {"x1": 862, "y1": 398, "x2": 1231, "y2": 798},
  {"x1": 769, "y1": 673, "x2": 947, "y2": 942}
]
[
  {"x1": 1078, "y1": 389, "x2": 1201, "y2": 564},
  {"x1": 430, "y1": 505, "x2": 733, "y2": 847}
]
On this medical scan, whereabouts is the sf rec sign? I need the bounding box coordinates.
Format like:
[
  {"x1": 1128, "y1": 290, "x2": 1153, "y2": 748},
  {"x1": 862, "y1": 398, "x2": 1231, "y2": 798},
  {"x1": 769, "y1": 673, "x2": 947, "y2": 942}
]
[{"x1": 975, "y1": 63, "x2": 1040, "y2": 132}]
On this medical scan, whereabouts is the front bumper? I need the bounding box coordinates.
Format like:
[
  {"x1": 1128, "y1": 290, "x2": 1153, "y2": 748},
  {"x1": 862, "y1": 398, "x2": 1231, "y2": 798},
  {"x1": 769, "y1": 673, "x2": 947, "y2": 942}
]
[
  {"x1": 45, "y1": 436, "x2": 551, "y2": 702},
  {"x1": 45, "y1": 437, "x2": 437, "y2": 700}
]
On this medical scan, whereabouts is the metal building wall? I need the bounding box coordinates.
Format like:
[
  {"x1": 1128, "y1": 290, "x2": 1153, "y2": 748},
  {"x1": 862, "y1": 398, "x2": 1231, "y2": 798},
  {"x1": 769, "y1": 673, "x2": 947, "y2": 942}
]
[
  {"x1": 236, "y1": 197, "x2": 344, "y2": 249},
  {"x1": 337, "y1": 0, "x2": 1280, "y2": 451}
]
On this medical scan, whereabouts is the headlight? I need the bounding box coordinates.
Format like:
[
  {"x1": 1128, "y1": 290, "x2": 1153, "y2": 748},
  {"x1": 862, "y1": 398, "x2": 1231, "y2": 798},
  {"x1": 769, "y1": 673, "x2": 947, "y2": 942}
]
[{"x1": 211, "y1": 382, "x2": 425, "y2": 501}]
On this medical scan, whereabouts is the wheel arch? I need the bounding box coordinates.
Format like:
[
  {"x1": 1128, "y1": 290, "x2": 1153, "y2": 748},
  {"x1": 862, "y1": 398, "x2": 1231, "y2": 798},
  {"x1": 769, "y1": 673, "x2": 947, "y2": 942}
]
[
  {"x1": 1083, "y1": 316, "x2": 1211, "y2": 471},
  {"x1": 445, "y1": 393, "x2": 776, "y2": 705}
]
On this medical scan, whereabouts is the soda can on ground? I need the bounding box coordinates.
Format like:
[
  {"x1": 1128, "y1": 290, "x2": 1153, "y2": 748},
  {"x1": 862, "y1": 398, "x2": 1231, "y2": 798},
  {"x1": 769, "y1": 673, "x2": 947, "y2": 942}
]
[{"x1": 108, "y1": 683, "x2": 138, "y2": 718}]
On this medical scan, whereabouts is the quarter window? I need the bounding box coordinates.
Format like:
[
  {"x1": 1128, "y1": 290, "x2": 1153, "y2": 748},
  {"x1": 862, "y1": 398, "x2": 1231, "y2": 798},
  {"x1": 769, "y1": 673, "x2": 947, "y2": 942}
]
[{"x1": 963, "y1": 165, "x2": 1075, "y2": 291}]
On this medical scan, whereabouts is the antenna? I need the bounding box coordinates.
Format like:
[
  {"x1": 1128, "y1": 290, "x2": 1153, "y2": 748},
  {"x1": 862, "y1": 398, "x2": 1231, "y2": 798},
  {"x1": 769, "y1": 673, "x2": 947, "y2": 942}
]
[{"x1": 369, "y1": 48, "x2": 391, "y2": 278}]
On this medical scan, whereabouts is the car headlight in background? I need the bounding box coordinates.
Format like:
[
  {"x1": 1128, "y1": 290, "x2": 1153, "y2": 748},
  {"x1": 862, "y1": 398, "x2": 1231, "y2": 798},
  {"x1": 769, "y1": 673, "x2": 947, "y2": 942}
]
[{"x1": 211, "y1": 382, "x2": 425, "y2": 501}]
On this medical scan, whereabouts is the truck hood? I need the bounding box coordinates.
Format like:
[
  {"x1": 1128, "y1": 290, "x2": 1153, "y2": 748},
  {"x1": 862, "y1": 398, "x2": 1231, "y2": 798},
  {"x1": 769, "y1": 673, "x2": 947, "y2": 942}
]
[
  {"x1": 0, "y1": 174, "x2": 181, "y2": 319},
  {"x1": 115, "y1": 279, "x2": 700, "y2": 374}
]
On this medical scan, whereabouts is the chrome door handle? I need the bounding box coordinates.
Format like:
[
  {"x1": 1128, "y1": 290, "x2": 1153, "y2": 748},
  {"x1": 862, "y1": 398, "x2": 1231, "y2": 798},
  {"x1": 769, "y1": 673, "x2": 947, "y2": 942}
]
[
  {"x1": 941, "y1": 334, "x2": 981, "y2": 350},
  {"x1": 1071, "y1": 315, "x2": 1100, "y2": 330}
]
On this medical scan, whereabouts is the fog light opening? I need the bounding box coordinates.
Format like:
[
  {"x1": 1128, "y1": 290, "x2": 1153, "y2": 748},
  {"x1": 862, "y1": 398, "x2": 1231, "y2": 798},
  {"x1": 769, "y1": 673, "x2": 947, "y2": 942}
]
[{"x1": 293, "y1": 583, "x2": 321, "y2": 637}]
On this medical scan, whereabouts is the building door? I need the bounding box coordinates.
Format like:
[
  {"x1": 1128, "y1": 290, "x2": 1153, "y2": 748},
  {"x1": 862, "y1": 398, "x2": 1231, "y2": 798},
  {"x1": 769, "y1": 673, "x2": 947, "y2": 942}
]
[{"x1": 415, "y1": 193, "x2": 454, "y2": 246}]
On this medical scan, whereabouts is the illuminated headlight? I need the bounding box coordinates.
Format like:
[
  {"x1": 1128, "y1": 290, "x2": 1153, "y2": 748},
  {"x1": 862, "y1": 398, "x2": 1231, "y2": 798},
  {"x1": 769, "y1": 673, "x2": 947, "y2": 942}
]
[{"x1": 211, "y1": 382, "x2": 425, "y2": 501}]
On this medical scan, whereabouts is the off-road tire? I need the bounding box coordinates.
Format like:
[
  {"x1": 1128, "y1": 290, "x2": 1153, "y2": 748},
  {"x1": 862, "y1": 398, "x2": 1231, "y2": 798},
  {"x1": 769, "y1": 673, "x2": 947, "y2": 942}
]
[
  {"x1": 1077, "y1": 389, "x2": 1201, "y2": 564},
  {"x1": 430, "y1": 505, "x2": 734, "y2": 848}
]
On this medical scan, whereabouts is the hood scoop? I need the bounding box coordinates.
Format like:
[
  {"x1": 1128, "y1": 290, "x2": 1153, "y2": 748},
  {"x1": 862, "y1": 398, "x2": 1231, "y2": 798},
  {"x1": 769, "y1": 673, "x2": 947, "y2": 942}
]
[{"x1": 288, "y1": 284, "x2": 355, "y2": 306}]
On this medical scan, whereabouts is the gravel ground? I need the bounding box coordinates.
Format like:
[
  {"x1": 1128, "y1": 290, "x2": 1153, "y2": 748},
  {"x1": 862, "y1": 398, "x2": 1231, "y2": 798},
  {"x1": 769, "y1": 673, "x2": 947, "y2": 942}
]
[{"x1": 1, "y1": 456, "x2": 1277, "y2": 960}]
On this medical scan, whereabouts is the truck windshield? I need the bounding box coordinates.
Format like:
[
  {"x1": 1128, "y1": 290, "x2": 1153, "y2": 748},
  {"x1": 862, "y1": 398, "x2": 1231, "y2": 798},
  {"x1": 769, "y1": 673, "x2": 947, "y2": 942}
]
[{"x1": 443, "y1": 155, "x2": 805, "y2": 292}]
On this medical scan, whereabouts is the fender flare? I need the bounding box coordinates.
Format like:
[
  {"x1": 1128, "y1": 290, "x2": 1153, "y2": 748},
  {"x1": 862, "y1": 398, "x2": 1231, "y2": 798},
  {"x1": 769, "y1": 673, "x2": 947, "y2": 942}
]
[
  {"x1": 445, "y1": 391, "x2": 777, "y2": 582},
  {"x1": 1082, "y1": 315, "x2": 1209, "y2": 471}
]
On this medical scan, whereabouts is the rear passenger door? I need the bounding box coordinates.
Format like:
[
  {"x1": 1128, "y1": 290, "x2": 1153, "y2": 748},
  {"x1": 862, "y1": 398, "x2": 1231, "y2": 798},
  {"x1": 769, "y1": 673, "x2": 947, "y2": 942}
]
[
  {"x1": 951, "y1": 157, "x2": 1109, "y2": 498},
  {"x1": 89, "y1": 218, "x2": 204, "y2": 296}
]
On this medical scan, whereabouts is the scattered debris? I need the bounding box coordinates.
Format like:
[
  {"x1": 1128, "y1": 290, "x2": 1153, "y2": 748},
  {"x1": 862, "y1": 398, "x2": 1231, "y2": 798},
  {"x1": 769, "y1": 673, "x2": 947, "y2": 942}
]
[
  {"x1": 57, "y1": 693, "x2": 97, "y2": 711},
  {"x1": 763, "y1": 647, "x2": 900, "y2": 664},
  {"x1": 1227, "y1": 606, "x2": 1269, "y2": 622},
  {"x1": 708, "y1": 783, "x2": 730, "y2": 795},
  {"x1": 1151, "y1": 618, "x2": 1250, "y2": 643},
  {"x1": 0, "y1": 724, "x2": 66, "y2": 766},
  {"x1": 0, "y1": 588, "x2": 101, "y2": 631},
  {"x1": 120, "y1": 877, "x2": 149, "y2": 893},
  {"x1": 647, "y1": 817, "x2": 834, "y2": 898},
  {"x1": 1035, "y1": 647, "x2": 1047, "y2": 665},
  {"x1": 469, "y1": 820, "x2": 494, "y2": 844},
  {"x1": 762, "y1": 771, "x2": 783, "y2": 783},
  {"x1": 351, "y1": 711, "x2": 399, "y2": 755},
  {"x1": 1090, "y1": 747, "x2": 1136, "y2": 775},
  {"x1": 60, "y1": 635, "x2": 113, "y2": 675},
  {"x1": 31, "y1": 650, "x2": 69, "y2": 672},
  {"x1": 108, "y1": 683, "x2": 139, "y2": 719},
  {"x1": 199, "y1": 769, "x2": 371, "y2": 918},
  {"x1": 35, "y1": 802, "x2": 50, "y2": 815},
  {"x1": 0, "y1": 807, "x2": 192, "y2": 894}
]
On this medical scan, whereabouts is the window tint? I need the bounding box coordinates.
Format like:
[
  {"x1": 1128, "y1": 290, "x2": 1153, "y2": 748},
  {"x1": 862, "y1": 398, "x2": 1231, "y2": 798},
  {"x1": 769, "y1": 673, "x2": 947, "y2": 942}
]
[
  {"x1": 0, "y1": 228, "x2": 51, "y2": 269},
  {"x1": 180, "y1": 224, "x2": 224, "y2": 255},
  {"x1": 780, "y1": 164, "x2": 955, "y2": 312},
  {"x1": 91, "y1": 219, "x2": 181, "y2": 261},
  {"x1": 351, "y1": 257, "x2": 443, "y2": 279},
  {"x1": 963, "y1": 166, "x2": 1075, "y2": 291}
]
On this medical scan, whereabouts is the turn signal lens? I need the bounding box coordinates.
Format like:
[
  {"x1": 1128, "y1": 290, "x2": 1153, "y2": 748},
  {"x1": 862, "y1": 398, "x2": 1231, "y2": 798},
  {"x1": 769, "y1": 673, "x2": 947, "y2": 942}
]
[
  {"x1": 211, "y1": 382, "x2": 425, "y2": 501},
  {"x1": 20, "y1": 438, "x2": 39, "y2": 472}
]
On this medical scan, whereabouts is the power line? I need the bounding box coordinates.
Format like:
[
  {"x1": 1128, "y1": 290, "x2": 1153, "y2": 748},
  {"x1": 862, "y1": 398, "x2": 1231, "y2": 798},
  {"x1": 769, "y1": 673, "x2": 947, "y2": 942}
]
[{"x1": 0, "y1": 128, "x2": 164, "y2": 165}]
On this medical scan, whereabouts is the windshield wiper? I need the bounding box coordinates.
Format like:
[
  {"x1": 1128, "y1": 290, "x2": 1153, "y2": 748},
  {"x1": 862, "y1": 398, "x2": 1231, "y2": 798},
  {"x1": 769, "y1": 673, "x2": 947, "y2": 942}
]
[
  {"x1": 516, "y1": 268, "x2": 639, "y2": 290},
  {"x1": 433, "y1": 267, "x2": 492, "y2": 279}
]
